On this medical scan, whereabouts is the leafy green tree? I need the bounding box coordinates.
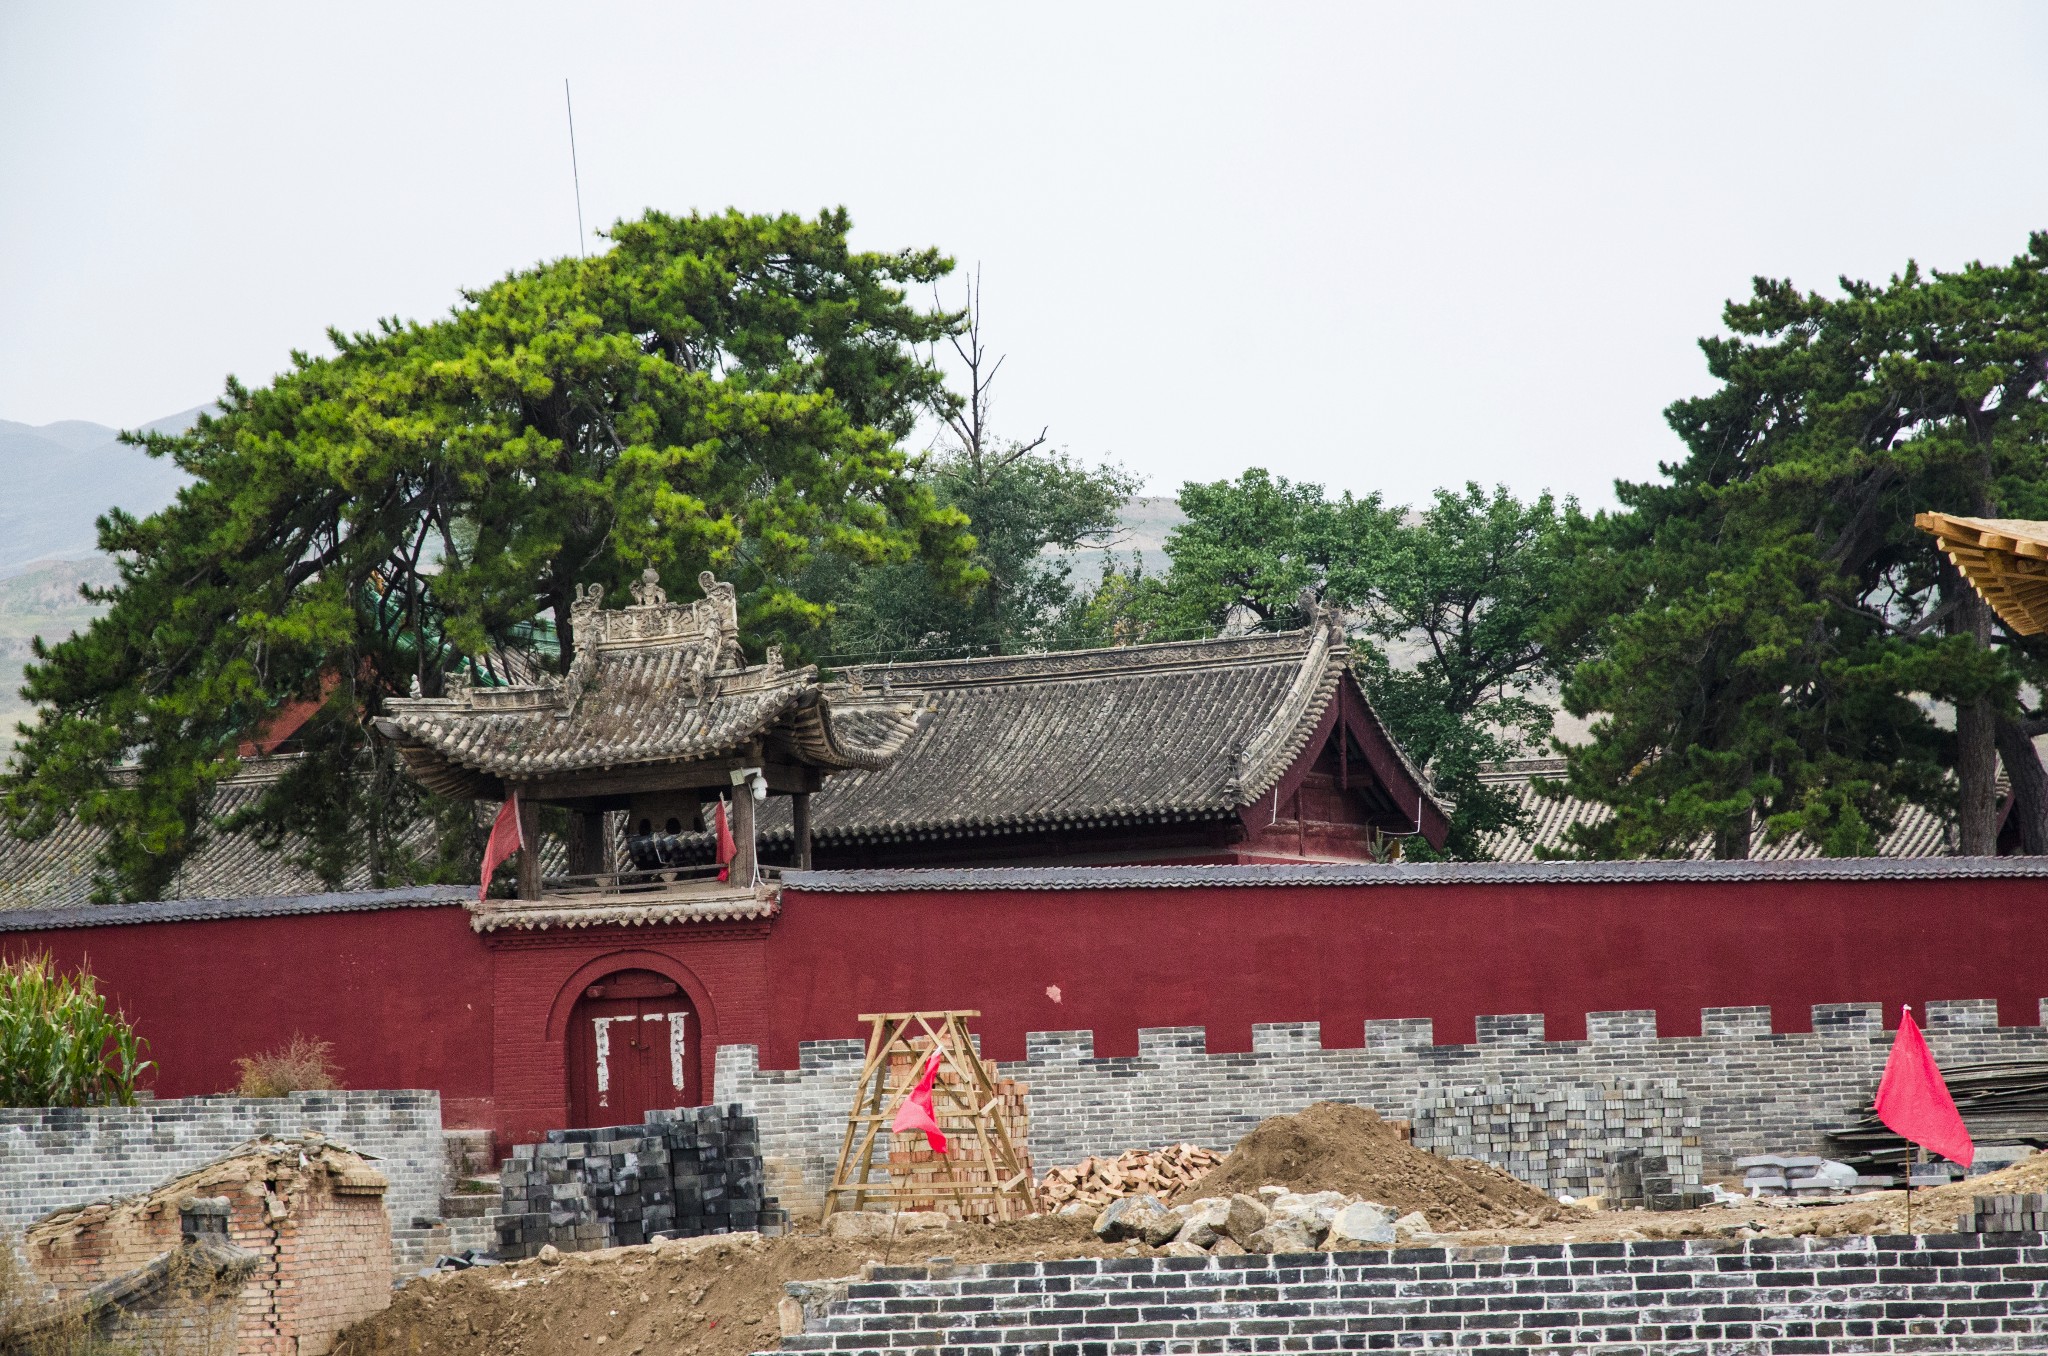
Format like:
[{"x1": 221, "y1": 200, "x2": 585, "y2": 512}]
[
  {"x1": 814, "y1": 271, "x2": 1137, "y2": 660},
  {"x1": 3, "y1": 208, "x2": 977, "y2": 901},
  {"x1": 1119, "y1": 471, "x2": 1577, "y2": 857},
  {"x1": 1341, "y1": 484, "x2": 1584, "y2": 858},
  {"x1": 0, "y1": 953, "x2": 152, "y2": 1107},
  {"x1": 1552, "y1": 237, "x2": 2048, "y2": 857}
]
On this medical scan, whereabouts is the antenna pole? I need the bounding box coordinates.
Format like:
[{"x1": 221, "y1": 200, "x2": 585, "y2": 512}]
[{"x1": 564, "y1": 78, "x2": 587, "y2": 259}]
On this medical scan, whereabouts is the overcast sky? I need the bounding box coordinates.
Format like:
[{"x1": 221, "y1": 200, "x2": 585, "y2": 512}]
[{"x1": 5, "y1": 3, "x2": 2048, "y2": 510}]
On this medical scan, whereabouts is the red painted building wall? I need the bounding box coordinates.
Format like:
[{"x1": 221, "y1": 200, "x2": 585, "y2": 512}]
[{"x1": 6, "y1": 866, "x2": 2045, "y2": 1154}]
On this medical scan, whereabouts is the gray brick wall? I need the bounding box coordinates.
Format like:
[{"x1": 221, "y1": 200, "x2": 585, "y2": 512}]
[
  {"x1": 774, "y1": 1233, "x2": 2048, "y2": 1353},
  {"x1": 0, "y1": 1091, "x2": 445, "y2": 1270},
  {"x1": 717, "y1": 998, "x2": 2048, "y2": 1214}
]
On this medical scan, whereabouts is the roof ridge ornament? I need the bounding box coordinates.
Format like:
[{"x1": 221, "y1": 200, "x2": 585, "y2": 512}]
[{"x1": 629, "y1": 568, "x2": 667, "y2": 608}]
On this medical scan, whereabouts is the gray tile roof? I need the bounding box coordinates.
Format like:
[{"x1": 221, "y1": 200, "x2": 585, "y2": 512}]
[
  {"x1": 0, "y1": 883, "x2": 471, "y2": 932},
  {"x1": 1473, "y1": 758, "x2": 1959, "y2": 862},
  {"x1": 756, "y1": 622, "x2": 1444, "y2": 847},
  {"x1": 782, "y1": 855, "x2": 2048, "y2": 892},
  {"x1": 377, "y1": 576, "x2": 925, "y2": 797},
  {"x1": 0, "y1": 757, "x2": 551, "y2": 913}
]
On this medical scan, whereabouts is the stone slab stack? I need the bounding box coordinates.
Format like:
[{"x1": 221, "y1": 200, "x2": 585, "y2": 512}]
[
  {"x1": 1411, "y1": 1079, "x2": 1701, "y2": 1200},
  {"x1": 495, "y1": 1104, "x2": 784, "y2": 1259}
]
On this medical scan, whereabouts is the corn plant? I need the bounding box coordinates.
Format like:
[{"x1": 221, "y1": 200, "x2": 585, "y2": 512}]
[{"x1": 0, "y1": 954, "x2": 153, "y2": 1107}]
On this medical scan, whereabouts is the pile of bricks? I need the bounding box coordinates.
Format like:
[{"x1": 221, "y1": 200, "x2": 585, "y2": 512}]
[
  {"x1": 496, "y1": 1105, "x2": 785, "y2": 1259},
  {"x1": 649, "y1": 1104, "x2": 784, "y2": 1237},
  {"x1": 1411, "y1": 1079, "x2": 1702, "y2": 1200},
  {"x1": 1606, "y1": 1148, "x2": 1713, "y2": 1211},
  {"x1": 1036, "y1": 1144, "x2": 1224, "y2": 1211},
  {"x1": 1957, "y1": 1192, "x2": 2048, "y2": 1233}
]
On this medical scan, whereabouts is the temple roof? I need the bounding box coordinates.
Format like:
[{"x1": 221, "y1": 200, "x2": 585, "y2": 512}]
[
  {"x1": 752, "y1": 620, "x2": 1449, "y2": 849},
  {"x1": 374, "y1": 571, "x2": 926, "y2": 798}
]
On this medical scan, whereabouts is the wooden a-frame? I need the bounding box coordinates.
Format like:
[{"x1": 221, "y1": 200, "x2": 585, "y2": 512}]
[{"x1": 822, "y1": 1010, "x2": 1034, "y2": 1220}]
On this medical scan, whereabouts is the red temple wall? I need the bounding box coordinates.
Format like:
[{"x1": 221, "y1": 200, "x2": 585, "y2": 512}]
[
  {"x1": 6, "y1": 871, "x2": 2046, "y2": 1151},
  {"x1": 0, "y1": 906, "x2": 498, "y2": 1127}
]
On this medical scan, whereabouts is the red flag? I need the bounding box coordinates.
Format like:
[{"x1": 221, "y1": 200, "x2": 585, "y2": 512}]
[
  {"x1": 1875, "y1": 1005, "x2": 1974, "y2": 1168},
  {"x1": 480, "y1": 794, "x2": 524, "y2": 901},
  {"x1": 890, "y1": 1048, "x2": 948, "y2": 1154},
  {"x1": 714, "y1": 800, "x2": 736, "y2": 882}
]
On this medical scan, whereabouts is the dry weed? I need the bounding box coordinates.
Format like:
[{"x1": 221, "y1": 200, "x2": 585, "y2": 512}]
[{"x1": 233, "y1": 1034, "x2": 341, "y2": 1097}]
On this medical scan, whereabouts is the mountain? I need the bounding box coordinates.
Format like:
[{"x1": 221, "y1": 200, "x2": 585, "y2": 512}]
[{"x1": 0, "y1": 407, "x2": 203, "y2": 579}]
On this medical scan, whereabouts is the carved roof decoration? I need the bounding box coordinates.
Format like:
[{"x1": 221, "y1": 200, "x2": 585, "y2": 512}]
[
  {"x1": 746, "y1": 620, "x2": 1450, "y2": 848},
  {"x1": 374, "y1": 573, "x2": 926, "y2": 798}
]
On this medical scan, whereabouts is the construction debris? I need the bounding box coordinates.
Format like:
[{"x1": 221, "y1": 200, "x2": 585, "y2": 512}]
[
  {"x1": 1092, "y1": 1184, "x2": 1436, "y2": 1256},
  {"x1": 1175, "y1": 1102, "x2": 1561, "y2": 1231},
  {"x1": 1035, "y1": 1144, "x2": 1224, "y2": 1211},
  {"x1": 1828, "y1": 1059, "x2": 2048, "y2": 1169}
]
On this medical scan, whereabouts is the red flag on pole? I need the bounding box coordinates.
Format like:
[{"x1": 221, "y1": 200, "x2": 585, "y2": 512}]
[
  {"x1": 891, "y1": 1048, "x2": 948, "y2": 1154},
  {"x1": 1875, "y1": 1005, "x2": 1974, "y2": 1168},
  {"x1": 714, "y1": 799, "x2": 736, "y2": 882},
  {"x1": 480, "y1": 794, "x2": 524, "y2": 901}
]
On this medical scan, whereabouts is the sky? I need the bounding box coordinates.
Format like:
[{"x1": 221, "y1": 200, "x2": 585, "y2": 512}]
[{"x1": 5, "y1": 3, "x2": 2048, "y2": 510}]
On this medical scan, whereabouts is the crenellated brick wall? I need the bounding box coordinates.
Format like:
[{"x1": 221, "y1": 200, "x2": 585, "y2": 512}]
[{"x1": 717, "y1": 998, "x2": 2046, "y2": 1215}]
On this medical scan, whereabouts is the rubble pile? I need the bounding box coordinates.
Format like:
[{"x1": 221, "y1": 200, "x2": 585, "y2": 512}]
[
  {"x1": 1035, "y1": 1144, "x2": 1223, "y2": 1211},
  {"x1": 1092, "y1": 1183, "x2": 1436, "y2": 1256},
  {"x1": 1175, "y1": 1101, "x2": 1561, "y2": 1231}
]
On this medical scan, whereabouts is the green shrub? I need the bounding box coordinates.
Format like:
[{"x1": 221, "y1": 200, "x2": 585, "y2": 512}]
[{"x1": 0, "y1": 953, "x2": 152, "y2": 1108}]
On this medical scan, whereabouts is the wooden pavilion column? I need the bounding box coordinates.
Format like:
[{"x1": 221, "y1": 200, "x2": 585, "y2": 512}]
[
  {"x1": 730, "y1": 784, "x2": 757, "y2": 884},
  {"x1": 567, "y1": 809, "x2": 607, "y2": 878},
  {"x1": 517, "y1": 795, "x2": 543, "y2": 900},
  {"x1": 792, "y1": 791, "x2": 812, "y2": 870}
]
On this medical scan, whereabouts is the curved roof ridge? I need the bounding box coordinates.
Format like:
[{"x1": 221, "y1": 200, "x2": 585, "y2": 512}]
[
  {"x1": 859, "y1": 628, "x2": 1319, "y2": 691},
  {"x1": 1232, "y1": 622, "x2": 1341, "y2": 801}
]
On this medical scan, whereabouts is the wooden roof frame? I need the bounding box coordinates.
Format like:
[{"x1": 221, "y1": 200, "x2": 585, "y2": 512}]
[{"x1": 1915, "y1": 512, "x2": 2048, "y2": 636}]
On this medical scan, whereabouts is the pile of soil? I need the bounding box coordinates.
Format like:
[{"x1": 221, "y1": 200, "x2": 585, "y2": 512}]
[
  {"x1": 333, "y1": 1216, "x2": 1111, "y2": 1356},
  {"x1": 1170, "y1": 1101, "x2": 1560, "y2": 1230}
]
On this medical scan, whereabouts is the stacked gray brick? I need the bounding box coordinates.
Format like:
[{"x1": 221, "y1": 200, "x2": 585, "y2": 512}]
[
  {"x1": 717, "y1": 996, "x2": 2048, "y2": 1214},
  {"x1": 1412, "y1": 1078, "x2": 1703, "y2": 1199},
  {"x1": 0, "y1": 1091, "x2": 444, "y2": 1272},
  {"x1": 496, "y1": 1105, "x2": 784, "y2": 1258}
]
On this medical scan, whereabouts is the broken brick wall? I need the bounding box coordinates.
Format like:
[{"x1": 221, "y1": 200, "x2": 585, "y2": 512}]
[
  {"x1": 24, "y1": 1136, "x2": 394, "y2": 1356},
  {"x1": 0, "y1": 1090, "x2": 444, "y2": 1273}
]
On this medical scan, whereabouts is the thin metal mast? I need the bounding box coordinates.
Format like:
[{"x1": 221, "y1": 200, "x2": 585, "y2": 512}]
[{"x1": 564, "y1": 79, "x2": 586, "y2": 259}]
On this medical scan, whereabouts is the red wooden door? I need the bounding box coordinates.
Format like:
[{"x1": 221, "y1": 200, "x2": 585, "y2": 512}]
[{"x1": 566, "y1": 970, "x2": 698, "y2": 1127}]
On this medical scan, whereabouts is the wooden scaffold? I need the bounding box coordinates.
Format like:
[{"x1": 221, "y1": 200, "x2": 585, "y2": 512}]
[{"x1": 822, "y1": 1010, "x2": 1035, "y2": 1221}]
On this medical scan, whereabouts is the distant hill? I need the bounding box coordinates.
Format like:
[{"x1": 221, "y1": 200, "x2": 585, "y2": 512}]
[
  {"x1": 1060, "y1": 494, "x2": 1185, "y2": 582},
  {"x1": 0, "y1": 407, "x2": 203, "y2": 579},
  {"x1": 0, "y1": 555, "x2": 121, "y2": 752}
]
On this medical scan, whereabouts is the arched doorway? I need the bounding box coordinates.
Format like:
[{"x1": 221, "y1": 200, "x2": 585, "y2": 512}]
[{"x1": 566, "y1": 969, "x2": 700, "y2": 1128}]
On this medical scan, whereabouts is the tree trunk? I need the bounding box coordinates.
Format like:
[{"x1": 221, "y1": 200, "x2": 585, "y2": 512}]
[
  {"x1": 1995, "y1": 713, "x2": 2048, "y2": 854},
  {"x1": 1951, "y1": 586, "x2": 1999, "y2": 855},
  {"x1": 1713, "y1": 807, "x2": 1753, "y2": 860}
]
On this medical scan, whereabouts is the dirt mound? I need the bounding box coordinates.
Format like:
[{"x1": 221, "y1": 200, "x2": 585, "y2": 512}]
[
  {"x1": 333, "y1": 1216, "x2": 1111, "y2": 1356},
  {"x1": 1172, "y1": 1101, "x2": 1559, "y2": 1231}
]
